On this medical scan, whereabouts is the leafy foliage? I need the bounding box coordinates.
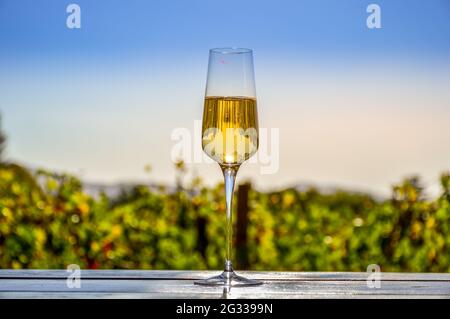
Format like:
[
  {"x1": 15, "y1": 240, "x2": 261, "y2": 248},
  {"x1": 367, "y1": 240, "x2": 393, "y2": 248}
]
[
  {"x1": 0, "y1": 115, "x2": 6, "y2": 163},
  {"x1": 1, "y1": 162, "x2": 449, "y2": 271}
]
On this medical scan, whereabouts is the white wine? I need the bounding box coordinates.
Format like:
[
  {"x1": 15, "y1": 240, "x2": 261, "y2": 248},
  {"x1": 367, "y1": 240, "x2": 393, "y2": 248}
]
[
  {"x1": 195, "y1": 48, "x2": 263, "y2": 287},
  {"x1": 202, "y1": 96, "x2": 258, "y2": 165}
]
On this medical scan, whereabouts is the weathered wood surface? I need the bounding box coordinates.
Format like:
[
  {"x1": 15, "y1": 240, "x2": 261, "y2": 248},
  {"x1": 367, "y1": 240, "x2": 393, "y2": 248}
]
[{"x1": 0, "y1": 270, "x2": 449, "y2": 299}]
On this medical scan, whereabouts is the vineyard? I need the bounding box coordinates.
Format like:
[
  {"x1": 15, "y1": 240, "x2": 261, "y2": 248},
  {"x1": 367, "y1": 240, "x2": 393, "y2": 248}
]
[{"x1": 0, "y1": 162, "x2": 449, "y2": 272}]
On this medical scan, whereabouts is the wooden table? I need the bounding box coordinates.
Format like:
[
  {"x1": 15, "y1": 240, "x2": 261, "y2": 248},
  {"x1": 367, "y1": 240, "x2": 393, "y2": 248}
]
[{"x1": 1, "y1": 270, "x2": 449, "y2": 299}]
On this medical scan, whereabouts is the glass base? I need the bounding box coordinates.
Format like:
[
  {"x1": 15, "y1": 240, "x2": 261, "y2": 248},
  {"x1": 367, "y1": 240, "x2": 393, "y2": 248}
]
[{"x1": 195, "y1": 263, "x2": 262, "y2": 287}]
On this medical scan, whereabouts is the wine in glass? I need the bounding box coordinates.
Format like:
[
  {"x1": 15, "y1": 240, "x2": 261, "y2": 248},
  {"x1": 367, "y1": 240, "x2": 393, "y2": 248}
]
[{"x1": 195, "y1": 47, "x2": 262, "y2": 287}]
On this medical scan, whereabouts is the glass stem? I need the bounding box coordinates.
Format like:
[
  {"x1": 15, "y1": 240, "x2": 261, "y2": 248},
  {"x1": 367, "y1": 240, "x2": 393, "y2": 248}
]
[{"x1": 221, "y1": 165, "x2": 239, "y2": 272}]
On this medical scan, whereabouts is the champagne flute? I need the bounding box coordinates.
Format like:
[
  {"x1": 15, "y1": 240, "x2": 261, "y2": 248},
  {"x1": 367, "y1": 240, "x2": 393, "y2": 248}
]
[{"x1": 195, "y1": 48, "x2": 262, "y2": 287}]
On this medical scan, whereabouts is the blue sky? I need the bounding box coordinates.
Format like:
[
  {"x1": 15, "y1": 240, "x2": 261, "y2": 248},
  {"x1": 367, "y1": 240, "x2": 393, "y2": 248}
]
[
  {"x1": 1, "y1": 0, "x2": 449, "y2": 61},
  {"x1": 0, "y1": 0, "x2": 449, "y2": 196}
]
